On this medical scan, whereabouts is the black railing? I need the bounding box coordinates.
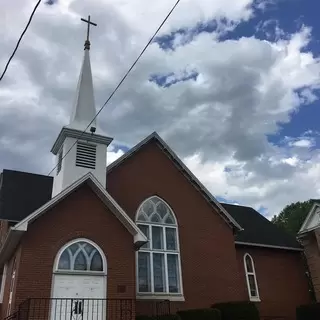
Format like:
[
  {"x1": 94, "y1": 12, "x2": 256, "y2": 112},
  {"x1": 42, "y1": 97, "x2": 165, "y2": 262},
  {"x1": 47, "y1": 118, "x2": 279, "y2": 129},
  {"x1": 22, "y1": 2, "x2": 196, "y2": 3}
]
[
  {"x1": 14, "y1": 298, "x2": 136, "y2": 320},
  {"x1": 136, "y1": 300, "x2": 171, "y2": 318},
  {"x1": 4, "y1": 312, "x2": 18, "y2": 320}
]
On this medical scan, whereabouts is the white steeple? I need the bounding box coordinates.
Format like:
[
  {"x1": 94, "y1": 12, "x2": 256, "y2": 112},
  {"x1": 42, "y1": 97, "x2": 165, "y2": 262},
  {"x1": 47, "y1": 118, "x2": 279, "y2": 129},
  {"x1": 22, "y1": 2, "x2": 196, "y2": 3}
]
[
  {"x1": 51, "y1": 16, "x2": 112, "y2": 197},
  {"x1": 68, "y1": 48, "x2": 97, "y2": 131}
]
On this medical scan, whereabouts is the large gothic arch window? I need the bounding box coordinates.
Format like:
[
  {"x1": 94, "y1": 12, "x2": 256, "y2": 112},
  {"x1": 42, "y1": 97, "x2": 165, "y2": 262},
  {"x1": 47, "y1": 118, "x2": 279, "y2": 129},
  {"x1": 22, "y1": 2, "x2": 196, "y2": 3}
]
[
  {"x1": 136, "y1": 196, "x2": 182, "y2": 295},
  {"x1": 55, "y1": 240, "x2": 105, "y2": 273}
]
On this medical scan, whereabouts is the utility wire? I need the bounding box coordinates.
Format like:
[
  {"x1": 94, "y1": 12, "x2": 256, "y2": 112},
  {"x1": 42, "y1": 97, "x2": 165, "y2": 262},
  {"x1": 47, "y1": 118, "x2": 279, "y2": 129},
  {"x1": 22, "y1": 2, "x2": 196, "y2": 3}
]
[
  {"x1": 0, "y1": 0, "x2": 42, "y2": 81},
  {"x1": 47, "y1": 0, "x2": 182, "y2": 176}
]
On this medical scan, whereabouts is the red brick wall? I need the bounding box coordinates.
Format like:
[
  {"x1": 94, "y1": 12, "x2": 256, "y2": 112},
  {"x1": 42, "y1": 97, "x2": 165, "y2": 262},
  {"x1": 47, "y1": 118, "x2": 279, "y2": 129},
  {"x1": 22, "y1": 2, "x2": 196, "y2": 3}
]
[
  {"x1": 0, "y1": 220, "x2": 8, "y2": 247},
  {"x1": 107, "y1": 141, "x2": 246, "y2": 310},
  {"x1": 14, "y1": 184, "x2": 136, "y2": 309},
  {"x1": 1, "y1": 247, "x2": 21, "y2": 318},
  {"x1": 301, "y1": 230, "x2": 320, "y2": 302},
  {"x1": 236, "y1": 246, "x2": 311, "y2": 319}
]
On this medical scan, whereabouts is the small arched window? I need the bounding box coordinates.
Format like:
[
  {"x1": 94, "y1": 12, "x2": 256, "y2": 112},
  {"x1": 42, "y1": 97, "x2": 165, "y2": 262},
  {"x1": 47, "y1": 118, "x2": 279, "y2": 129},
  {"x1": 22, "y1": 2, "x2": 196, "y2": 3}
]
[
  {"x1": 244, "y1": 253, "x2": 260, "y2": 301},
  {"x1": 136, "y1": 196, "x2": 182, "y2": 295},
  {"x1": 56, "y1": 240, "x2": 104, "y2": 272}
]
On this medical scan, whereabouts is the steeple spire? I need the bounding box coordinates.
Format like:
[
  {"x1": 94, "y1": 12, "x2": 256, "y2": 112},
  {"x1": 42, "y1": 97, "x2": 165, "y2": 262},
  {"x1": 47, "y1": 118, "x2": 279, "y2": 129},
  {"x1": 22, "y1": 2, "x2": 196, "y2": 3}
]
[
  {"x1": 51, "y1": 15, "x2": 113, "y2": 197},
  {"x1": 68, "y1": 16, "x2": 98, "y2": 131}
]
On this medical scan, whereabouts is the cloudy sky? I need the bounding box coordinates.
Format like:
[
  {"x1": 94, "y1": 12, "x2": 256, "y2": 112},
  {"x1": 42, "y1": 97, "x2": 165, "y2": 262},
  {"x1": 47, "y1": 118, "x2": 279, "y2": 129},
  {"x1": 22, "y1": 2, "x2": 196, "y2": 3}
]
[{"x1": 1, "y1": 0, "x2": 320, "y2": 218}]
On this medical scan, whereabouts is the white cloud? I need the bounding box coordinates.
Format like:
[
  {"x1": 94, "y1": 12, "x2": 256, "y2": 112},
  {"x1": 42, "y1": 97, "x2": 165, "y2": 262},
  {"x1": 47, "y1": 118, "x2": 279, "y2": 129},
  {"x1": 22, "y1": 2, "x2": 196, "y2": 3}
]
[
  {"x1": 107, "y1": 146, "x2": 125, "y2": 165},
  {"x1": 290, "y1": 139, "x2": 314, "y2": 148},
  {"x1": 1, "y1": 0, "x2": 320, "y2": 217},
  {"x1": 282, "y1": 133, "x2": 316, "y2": 149}
]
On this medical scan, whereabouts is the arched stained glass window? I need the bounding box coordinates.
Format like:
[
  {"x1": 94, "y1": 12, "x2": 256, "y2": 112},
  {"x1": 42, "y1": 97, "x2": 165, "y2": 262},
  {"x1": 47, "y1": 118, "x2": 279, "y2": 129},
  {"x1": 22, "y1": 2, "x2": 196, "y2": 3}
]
[
  {"x1": 57, "y1": 241, "x2": 103, "y2": 272},
  {"x1": 136, "y1": 196, "x2": 176, "y2": 225},
  {"x1": 136, "y1": 196, "x2": 181, "y2": 295},
  {"x1": 244, "y1": 253, "x2": 260, "y2": 301}
]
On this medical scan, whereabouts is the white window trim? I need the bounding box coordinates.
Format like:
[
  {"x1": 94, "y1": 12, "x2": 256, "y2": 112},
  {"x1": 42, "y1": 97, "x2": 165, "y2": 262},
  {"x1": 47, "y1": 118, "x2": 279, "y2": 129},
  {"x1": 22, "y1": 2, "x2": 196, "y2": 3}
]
[
  {"x1": 0, "y1": 264, "x2": 8, "y2": 303},
  {"x1": 53, "y1": 238, "x2": 107, "y2": 275},
  {"x1": 135, "y1": 196, "x2": 184, "y2": 300},
  {"x1": 243, "y1": 253, "x2": 260, "y2": 302}
]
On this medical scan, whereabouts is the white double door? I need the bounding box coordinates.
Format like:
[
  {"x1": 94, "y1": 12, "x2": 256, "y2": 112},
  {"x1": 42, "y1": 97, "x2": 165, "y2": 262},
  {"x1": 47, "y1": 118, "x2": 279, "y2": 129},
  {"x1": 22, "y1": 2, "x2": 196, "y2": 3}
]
[{"x1": 51, "y1": 274, "x2": 106, "y2": 320}]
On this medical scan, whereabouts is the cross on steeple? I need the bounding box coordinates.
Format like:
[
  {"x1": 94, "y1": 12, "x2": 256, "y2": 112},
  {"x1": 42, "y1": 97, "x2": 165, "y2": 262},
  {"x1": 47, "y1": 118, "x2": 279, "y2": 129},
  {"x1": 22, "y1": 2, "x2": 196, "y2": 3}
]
[{"x1": 81, "y1": 15, "x2": 97, "y2": 50}]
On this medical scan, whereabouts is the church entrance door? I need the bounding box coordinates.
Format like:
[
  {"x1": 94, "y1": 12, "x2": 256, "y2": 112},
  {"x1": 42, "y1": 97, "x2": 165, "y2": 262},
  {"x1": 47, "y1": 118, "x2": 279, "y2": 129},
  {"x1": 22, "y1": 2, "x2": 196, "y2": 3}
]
[{"x1": 51, "y1": 239, "x2": 107, "y2": 320}]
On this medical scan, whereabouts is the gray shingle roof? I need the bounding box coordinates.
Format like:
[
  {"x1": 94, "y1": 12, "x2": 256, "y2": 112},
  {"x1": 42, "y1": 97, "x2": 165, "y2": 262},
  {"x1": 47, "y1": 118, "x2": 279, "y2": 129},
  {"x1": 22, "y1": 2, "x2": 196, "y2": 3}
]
[
  {"x1": 0, "y1": 169, "x2": 53, "y2": 222},
  {"x1": 221, "y1": 203, "x2": 301, "y2": 249}
]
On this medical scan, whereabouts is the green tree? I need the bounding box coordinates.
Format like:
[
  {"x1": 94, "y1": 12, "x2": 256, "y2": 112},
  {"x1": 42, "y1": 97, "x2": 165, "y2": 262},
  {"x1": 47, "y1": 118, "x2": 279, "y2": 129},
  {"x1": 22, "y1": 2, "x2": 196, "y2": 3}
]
[{"x1": 272, "y1": 199, "x2": 320, "y2": 236}]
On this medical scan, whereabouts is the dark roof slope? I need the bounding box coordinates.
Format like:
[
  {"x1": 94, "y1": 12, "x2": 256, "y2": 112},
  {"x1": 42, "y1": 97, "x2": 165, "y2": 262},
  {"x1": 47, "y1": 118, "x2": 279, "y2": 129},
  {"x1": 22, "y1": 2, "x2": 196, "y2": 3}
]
[
  {"x1": 221, "y1": 203, "x2": 301, "y2": 249},
  {"x1": 0, "y1": 170, "x2": 53, "y2": 221}
]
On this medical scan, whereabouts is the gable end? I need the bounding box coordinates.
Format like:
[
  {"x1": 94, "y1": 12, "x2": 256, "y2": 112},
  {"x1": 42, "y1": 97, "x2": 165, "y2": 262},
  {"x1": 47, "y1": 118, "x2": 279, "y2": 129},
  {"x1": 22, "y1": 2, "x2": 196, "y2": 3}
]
[
  {"x1": 107, "y1": 132, "x2": 242, "y2": 232},
  {"x1": 299, "y1": 203, "x2": 320, "y2": 235}
]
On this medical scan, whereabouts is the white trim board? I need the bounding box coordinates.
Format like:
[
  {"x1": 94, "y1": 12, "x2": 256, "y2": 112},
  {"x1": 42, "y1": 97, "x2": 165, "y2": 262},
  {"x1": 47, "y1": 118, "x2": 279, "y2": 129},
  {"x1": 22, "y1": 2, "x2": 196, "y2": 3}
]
[
  {"x1": 13, "y1": 173, "x2": 145, "y2": 241},
  {"x1": 235, "y1": 241, "x2": 303, "y2": 252},
  {"x1": 298, "y1": 203, "x2": 320, "y2": 235},
  {"x1": 0, "y1": 173, "x2": 147, "y2": 268}
]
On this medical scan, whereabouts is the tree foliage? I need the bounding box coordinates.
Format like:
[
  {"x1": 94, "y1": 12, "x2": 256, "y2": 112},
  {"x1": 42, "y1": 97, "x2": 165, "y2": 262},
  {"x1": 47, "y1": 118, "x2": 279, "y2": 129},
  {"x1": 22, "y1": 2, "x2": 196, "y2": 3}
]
[{"x1": 271, "y1": 199, "x2": 320, "y2": 236}]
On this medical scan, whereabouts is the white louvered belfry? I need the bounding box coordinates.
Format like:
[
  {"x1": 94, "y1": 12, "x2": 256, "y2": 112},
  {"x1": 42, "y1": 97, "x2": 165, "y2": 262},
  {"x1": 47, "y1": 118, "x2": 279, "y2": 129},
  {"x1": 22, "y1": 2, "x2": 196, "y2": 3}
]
[
  {"x1": 76, "y1": 142, "x2": 97, "y2": 170},
  {"x1": 50, "y1": 36, "x2": 112, "y2": 197}
]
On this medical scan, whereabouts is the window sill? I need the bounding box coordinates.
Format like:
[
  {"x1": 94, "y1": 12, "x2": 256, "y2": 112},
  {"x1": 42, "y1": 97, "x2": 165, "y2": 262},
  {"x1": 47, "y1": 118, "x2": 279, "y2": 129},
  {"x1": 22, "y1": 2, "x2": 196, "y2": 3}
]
[
  {"x1": 136, "y1": 294, "x2": 185, "y2": 302},
  {"x1": 249, "y1": 297, "x2": 261, "y2": 302},
  {"x1": 53, "y1": 270, "x2": 105, "y2": 276}
]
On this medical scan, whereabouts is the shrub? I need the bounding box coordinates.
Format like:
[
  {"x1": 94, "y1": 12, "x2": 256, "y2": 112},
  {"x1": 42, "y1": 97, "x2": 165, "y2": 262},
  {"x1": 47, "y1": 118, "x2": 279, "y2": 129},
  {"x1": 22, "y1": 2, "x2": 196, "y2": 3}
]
[
  {"x1": 177, "y1": 308, "x2": 221, "y2": 320},
  {"x1": 212, "y1": 301, "x2": 259, "y2": 320},
  {"x1": 136, "y1": 316, "x2": 152, "y2": 320},
  {"x1": 136, "y1": 315, "x2": 179, "y2": 320},
  {"x1": 296, "y1": 303, "x2": 320, "y2": 320}
]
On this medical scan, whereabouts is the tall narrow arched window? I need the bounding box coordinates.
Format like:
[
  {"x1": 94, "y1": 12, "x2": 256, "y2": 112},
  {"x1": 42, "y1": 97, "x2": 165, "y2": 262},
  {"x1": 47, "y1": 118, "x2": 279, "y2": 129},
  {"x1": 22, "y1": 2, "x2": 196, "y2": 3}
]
[
  {"x1": 136, "y1": 196, "x2": 182, "y2": 295},
  {"x1": 244, "y1": 253, "x2": 260, "y2": 301}
]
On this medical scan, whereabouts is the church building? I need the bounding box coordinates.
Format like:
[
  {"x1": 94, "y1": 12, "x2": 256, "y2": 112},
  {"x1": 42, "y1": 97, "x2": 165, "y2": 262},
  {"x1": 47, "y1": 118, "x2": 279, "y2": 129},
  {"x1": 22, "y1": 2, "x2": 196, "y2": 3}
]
[{"x1": 0, "y1": 16, "x2": 313, "y2": 320}]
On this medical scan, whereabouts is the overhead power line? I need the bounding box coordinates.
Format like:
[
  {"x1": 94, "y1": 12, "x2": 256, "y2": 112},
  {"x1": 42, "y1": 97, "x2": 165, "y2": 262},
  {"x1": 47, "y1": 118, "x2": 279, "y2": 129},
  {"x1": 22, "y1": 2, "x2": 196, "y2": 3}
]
[
  {"x1": 47, "y1": 0, "x2": 182, "y2": 176},
  {"x1": 0, "y1": 0, "x2": 42, "y2": 81}
]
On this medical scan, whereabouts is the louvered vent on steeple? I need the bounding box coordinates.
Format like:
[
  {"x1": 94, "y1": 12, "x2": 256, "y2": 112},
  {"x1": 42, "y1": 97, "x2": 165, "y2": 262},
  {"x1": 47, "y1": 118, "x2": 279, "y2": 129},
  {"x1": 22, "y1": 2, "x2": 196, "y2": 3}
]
[{"x1": 76, "y1": 142, "x2": 96, "y2": 169}]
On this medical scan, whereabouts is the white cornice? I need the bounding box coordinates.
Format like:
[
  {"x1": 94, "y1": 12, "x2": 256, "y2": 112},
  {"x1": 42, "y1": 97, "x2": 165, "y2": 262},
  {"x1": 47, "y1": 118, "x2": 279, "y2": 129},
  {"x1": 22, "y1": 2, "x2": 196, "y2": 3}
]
[
  {"x1": 235, "y1": 241, "x2": 303, "y2": 252},
  {"x1": 12, "y1": 173, "x2": 147, "y2": 244},
  {"x1": 51, "y1": 127, "x2": 113, "y2": 155}
]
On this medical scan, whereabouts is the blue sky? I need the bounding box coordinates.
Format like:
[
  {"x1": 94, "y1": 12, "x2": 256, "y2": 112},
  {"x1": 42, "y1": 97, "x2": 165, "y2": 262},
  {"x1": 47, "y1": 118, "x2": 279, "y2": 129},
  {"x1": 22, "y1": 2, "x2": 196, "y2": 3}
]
[
  {"x1": 252, "y1": 0, "x2": 320, "y2": 145},
  {"x1": 45, "y1": 0, "x2": 320, "y2": 155},
  {"x1": 151, "y1": 0, "x2": 320, "y2": 149},
  {"x1": 2, "y1": 0, "x2": 320, "y2": 215},
  {"x1": 109, "y1": 0, "x2": 320, "y2": 214}
]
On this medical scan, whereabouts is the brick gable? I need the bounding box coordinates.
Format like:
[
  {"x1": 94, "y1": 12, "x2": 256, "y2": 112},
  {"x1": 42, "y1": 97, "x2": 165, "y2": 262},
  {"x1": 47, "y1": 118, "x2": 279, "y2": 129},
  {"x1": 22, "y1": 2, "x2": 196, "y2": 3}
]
[
  {"x1": 107, "y1": 140, "x2": 246, "y2": 308},
  {"x1": 12, "y1": 184, "x2": 136, "y2": 312}
]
